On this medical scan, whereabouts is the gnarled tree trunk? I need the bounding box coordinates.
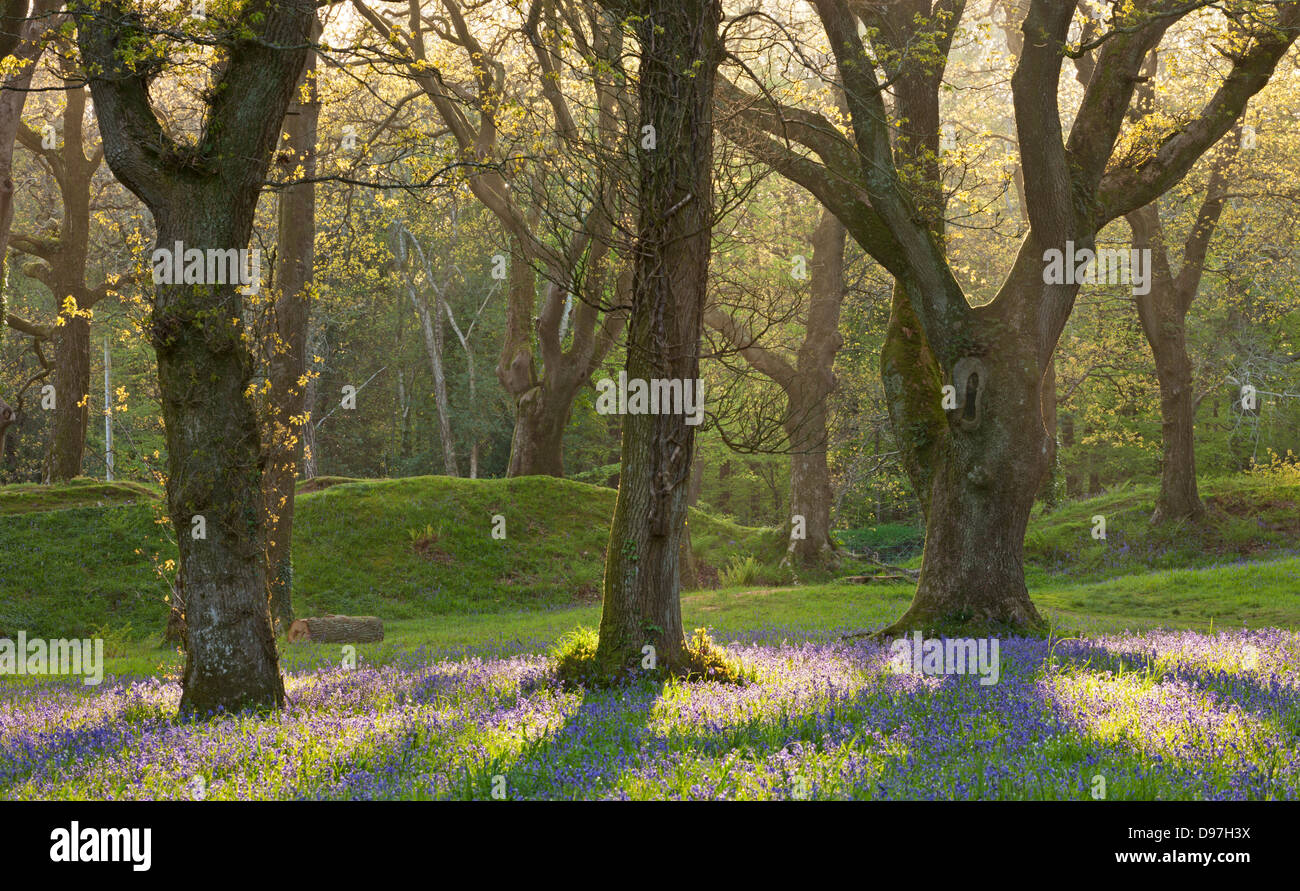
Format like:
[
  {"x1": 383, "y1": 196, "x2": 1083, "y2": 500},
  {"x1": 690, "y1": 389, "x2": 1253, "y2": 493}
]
[{"x1": 79, "y1": 0, "x2": 316, "y2": 717}]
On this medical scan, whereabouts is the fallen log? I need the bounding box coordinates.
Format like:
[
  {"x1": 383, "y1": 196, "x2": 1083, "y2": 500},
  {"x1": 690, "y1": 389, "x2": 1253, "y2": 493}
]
[
  {"x1": 287, "y1": 615, "x2": 384, "y2": 644},
  {"x1": 841, "y1": 551, "x2": 921, "y2": 579}
]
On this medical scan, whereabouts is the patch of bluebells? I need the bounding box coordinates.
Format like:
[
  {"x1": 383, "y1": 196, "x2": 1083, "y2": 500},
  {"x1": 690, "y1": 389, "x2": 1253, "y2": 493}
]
[{"x1": 2, "y1": 628, "x2": 1298, "y2": 800}]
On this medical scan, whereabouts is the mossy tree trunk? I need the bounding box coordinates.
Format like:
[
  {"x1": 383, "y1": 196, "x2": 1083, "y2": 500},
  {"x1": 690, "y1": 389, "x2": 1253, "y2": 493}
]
[
  {"x1": 78, "y1": 0, "x2": 316, "y2": 716},
  {"x1": 594, "y1": 0, "x2": 722, "y2": 674},
  {"x1": 719, "y1": 0, "x2": 1296, "y2": 633}
]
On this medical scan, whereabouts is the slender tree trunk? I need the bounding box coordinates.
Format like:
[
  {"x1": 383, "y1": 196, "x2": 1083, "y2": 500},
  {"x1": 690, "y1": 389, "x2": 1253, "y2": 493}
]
[
  {"x1": 44, "y1": 314, "x2": 90, "y2": 481},
  {"x1": 264, "y1": 22, "x2": 319, "y2": 631},
  {"x1": 595, "y1": 0, "x2": 721, "y2": 674},
  {"x1": 1148, "y1": 313, "x2": 1204, "y2": 522},
  {"x1": 412, "y1": 292, "x2": 459, "y2": 477}
]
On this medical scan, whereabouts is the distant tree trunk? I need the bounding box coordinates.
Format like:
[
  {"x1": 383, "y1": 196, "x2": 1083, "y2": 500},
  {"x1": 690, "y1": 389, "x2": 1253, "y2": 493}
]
[
  {"x1": 7, "y1": 75, "x2": 106, "y2": 483},
  {"x1": 497, "y1": 251, "x2": 624, "y2": 478},
  {"x1": 44, "y1": 316, "x2": 90, "y2": 480},
  {"x1": 350, "y1": 3, "x2": 630, "y2": 483},
  {"x1": 442, "y1": 278, "x2": 494, "y2": 479},
  {"x1": 507, "y1": 381, "x2": 571, "y2": 477},
  {"x1": 1125, "y1": 131, "x2": 1237, "y2": 524},
  {"x1": 1151, "y1": 322, "x2": 1201, "y2": 521},
  {"x1": 705, "y1": 209, "x2": 846, "y2": 566},
  {"x1": 595, "y1": 0, "x2": 721, "y2": 674},
  {"x1": 79, "y1": 0, "x2": 315, "y2": 717},
  {"x1": 0, "y1": 1, "x2": 60, "y2": 297},
  {"x1": 264, "y1": 18, "x2": 320, "y2": 631},
  {"x1": 786, "y1": 399, "x2": 834, "y2": 563},
  {"x1": 411, "y1": 284, "x2": 459, "y2": 477},
  {"x1": 785, "y1": 211, "x2": 845, "y2": 565},
  {"x1": 1129, "y1": 209, "x2": 1205, "y2": 523},
  {"x1": 394, "y1": 222, "x2": 460, "y2": 478}
]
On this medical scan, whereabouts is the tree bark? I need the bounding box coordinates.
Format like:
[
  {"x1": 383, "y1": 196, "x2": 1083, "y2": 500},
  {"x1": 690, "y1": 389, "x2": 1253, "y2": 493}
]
[
  {"x1": 287, "y1": 615, "x2": 383, "y2": 644},
  {"x1": 784, "y1": 210, "x2": 846, "y2": 565},
  {"x1": 507, "y1": 381, "x2": 570, "y2": 477},
  {"x1": 1150, "y1": 326, "x2": 1202, "y2": 523},
  {"x1": 44, "y1": 316, "x2": 90, "y2": 480},
  {"x1": 7, "y1": 75, "x2": 106, "y2": 483},
  {"x1": 264, "y1": 19, "x2": 320, "y2": 631},
  {"x1": 1128, "y1": 205, "x2": 1207, "y2": 523},
  {"x1": 594, "y1": 0, "x2": 721, "y2": 674},
  {"x1": 78, "y1": 0, "x2": 316, "y2": 717},
  {"x1": 1124, "y1": 129, "x2": 1237, "y2": 524},
  {"x1": 0, "y1": 0, "x2": 60, "y2": 299},
  {"x1": 886, "y1": 294, "x2": 1050, "y2": 631}
]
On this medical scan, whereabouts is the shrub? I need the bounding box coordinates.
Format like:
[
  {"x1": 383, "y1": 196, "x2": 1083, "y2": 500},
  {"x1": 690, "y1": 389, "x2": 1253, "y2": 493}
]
[
  {"x1": 719, "y1": 554, "x2": 760, "y2": 587},
  {"x1": 552, "y1": 626, "x2": 751, "y2": 687}
]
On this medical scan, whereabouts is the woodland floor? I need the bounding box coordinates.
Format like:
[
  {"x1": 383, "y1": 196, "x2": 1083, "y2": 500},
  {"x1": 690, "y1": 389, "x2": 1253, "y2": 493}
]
[{"x1": 2, "y1": 472, "x2": 1298, "y2": 800}]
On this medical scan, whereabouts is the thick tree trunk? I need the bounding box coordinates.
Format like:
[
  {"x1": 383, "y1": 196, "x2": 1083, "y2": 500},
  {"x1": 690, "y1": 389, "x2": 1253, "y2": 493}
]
[
  {"x1": 157, "y1": 216, "x2": 285, "y2": 717},
  {"x1": 1150, "y1": 324, "x2": 1203, "y2": 523},
  {"x1": 264, "y1": 25, "x2": 319, "y2": 631},
  {"x1": 785, "y1": 399, "x2": 834, "y2": 565},
  {"x1": 507, "y1": 382, "x2": 569, "y2": 477},
  {"x1": 885, "y1": 332, "x2": 1047, "y2": 632},
  {"x1": 44, "y1": 315, "x2": 90, "y2": 482},
  {"x1": 78, "y1": 0, "x2": 315, "y2": 717},
  {"x1": 594, "y1": 0, "x2": 721, "y2": 675},
  {"x1": 880, "y1": 284, "x2": 945, "y2": 519}
]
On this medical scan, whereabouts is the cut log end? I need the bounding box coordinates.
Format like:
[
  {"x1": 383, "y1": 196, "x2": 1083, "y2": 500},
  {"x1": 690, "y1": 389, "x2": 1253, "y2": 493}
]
[{"x1": 287, "y1": 615, "x2": 384, "y2": 644}]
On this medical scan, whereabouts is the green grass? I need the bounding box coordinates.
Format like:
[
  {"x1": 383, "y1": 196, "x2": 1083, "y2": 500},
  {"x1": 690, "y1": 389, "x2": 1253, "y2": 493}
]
[
  {"x1": 0, "y1": 475, "x2": 777, "y2": 640},
  {"x1": 65, "y1": 552, "x2": 1300, "y2": 680},
  {"x1": 0, "y1": 477, "x2": 160, "y2": 513},
  {"x1": 1022, "y1": 469, "x2": 1300, "y2": 585},
  {"x1": 2, "y1": 469, "x2": 1296, "y2": 646},
  {"x1": 5, "y1": 471, "x2": 1298, "y2": 803}
]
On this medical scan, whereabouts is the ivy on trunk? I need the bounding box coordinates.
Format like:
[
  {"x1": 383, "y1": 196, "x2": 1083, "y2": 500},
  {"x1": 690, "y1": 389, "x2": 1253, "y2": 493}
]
[{"x1": 77, "y1": 0, "x2": 317, "y2": 717}]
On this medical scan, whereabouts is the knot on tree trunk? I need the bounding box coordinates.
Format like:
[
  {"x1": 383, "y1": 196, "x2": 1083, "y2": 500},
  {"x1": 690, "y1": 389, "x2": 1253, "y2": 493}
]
[{"x1": 951, "y1": 357, "x2": 988, "y2": 432}]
